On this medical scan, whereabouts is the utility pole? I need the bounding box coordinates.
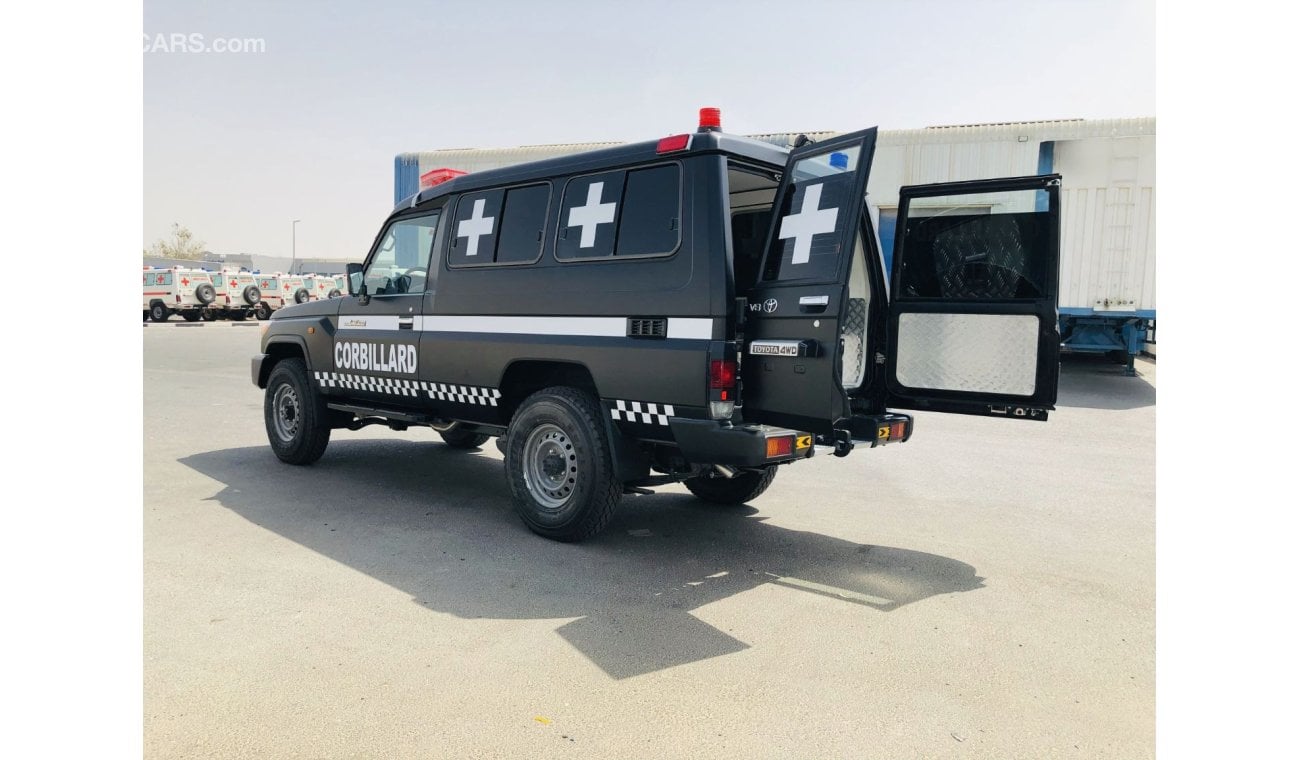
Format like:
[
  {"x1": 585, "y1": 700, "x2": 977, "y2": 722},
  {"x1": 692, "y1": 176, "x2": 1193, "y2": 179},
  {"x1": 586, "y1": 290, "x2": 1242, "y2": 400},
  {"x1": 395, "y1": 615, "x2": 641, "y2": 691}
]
[{"x1": 291, "y1": 219, "x2": 301, "y2": 273}]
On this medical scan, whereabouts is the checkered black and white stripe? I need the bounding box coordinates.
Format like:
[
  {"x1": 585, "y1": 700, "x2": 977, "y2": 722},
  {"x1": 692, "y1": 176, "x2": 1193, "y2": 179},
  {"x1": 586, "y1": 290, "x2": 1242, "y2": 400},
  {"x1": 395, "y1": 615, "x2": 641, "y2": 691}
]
[
  {"x1": 315, "y1": 371, "x2": 422, "y2": 397},
  {"x1": 314, "y1": 372, "x2": 499, "y2": 406},
  {"x1": 610, "y1": 399, "x2": 675, "y2": 426},
  {"x1": 426, "y1": 383, "x2": 500, "y2": 407}
]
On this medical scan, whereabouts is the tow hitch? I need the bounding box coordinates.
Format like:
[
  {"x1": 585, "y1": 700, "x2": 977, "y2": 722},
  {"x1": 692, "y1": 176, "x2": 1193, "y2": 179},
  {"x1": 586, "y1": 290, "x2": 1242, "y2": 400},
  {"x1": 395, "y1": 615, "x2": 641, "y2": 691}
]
[{"x1": 822, "y1": 413, "x2": 916, "y2": 456}]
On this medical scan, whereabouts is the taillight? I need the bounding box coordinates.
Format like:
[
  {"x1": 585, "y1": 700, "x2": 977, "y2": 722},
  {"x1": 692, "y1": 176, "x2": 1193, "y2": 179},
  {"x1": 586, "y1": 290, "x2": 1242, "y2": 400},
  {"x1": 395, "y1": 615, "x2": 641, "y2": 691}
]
[
  {"x1": 766, "y1": 435, "x2": 794, "y2": 459},
  {"x1": 708, "y1": 358, "x2": 737, "y2": 420},
  {"x1": 709, "y1": 360, "x2": 736, "y2": 395}
]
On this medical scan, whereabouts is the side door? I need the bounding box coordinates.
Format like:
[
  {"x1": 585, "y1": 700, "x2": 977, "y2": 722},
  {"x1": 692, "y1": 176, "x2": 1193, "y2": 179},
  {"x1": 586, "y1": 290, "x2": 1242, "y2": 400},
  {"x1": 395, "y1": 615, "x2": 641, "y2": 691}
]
[
  {"x1": 742, "y1": 129, "x2": 877, "y2": 434},
  {"x1": 885, "y1": 175, "x2": 1061, "y2": 419},
  {"x1": 332, "y1": 209, "x2": 443, "y2": 406}
]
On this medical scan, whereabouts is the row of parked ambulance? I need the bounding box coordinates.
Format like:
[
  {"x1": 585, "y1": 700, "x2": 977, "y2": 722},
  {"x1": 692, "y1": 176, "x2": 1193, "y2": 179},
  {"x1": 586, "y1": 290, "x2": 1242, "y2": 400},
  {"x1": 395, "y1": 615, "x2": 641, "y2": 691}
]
[{"x1": 142, "y1": 266, "x2": 346, "y2": 322}]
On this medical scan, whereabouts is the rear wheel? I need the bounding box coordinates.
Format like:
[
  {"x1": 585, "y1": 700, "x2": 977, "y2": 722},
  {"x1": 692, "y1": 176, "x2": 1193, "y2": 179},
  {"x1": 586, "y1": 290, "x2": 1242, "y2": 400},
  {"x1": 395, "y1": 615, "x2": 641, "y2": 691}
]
[
  {"x1": 684, "y1": 466, "x2": 778, "y2": 505},
  {"x1": 149, "y1": 303, "x2": 169, "y2": 322},
  {"x1": 439, "y1": 425, "x2": 490, "y2": 449},
  {"x1": 263, "y1": 357, "x2": 331, "y2": 465},
  {"x1": 505, "y1": 387, "x2": 621, "y2": 542},
  {"x1": 230, "y1": 309, "x2": 248, "y2": 321},
  {"x1": 255, "y1": 302, "x2": 272, "y2": 320},
  {"x1": 181, "y1": 311, "x2": 200, "y2": 322},
  {"x1": 199, "y1": 309, "x2": 216, "y2": 321}
]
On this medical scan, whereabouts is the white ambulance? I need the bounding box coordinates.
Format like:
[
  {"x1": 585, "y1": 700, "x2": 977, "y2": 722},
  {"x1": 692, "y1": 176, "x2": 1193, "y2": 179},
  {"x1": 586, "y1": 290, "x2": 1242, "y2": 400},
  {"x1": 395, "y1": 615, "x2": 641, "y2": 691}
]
[
  {"x1": 302, "y1": 274, "x2": 343, "y2": 301},
  {"x1": 249, "y1": 273, "x2": 310, "y2": 320},
  {"x1": 142, "y1": 267, "x2": 218, "y2": 322},
  {"x1": 211, "y1": 268, "x2": 262, "y2": 320}
]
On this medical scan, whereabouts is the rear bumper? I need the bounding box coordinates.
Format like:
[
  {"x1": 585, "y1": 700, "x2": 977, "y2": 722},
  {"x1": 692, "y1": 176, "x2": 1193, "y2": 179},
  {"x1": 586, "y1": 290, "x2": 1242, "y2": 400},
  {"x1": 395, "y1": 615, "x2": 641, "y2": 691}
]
[{"x1": 669, "y1": 418, "x2": 814, "y2": 467}]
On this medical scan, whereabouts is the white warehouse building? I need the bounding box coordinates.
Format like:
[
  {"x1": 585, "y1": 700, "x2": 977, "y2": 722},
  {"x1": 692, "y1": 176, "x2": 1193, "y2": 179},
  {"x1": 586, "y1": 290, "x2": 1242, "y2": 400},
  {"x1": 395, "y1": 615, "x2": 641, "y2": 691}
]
[{"x1": 395, "y1": 117, "x2": 1156, "y2": 370}]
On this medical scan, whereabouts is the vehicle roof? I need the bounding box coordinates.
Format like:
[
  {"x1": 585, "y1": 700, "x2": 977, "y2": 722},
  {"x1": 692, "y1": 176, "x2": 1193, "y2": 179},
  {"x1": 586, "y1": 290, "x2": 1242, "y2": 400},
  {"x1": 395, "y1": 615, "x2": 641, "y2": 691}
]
[{"x1": 392, "y1": 130, "x2": 792, "y2": 214}]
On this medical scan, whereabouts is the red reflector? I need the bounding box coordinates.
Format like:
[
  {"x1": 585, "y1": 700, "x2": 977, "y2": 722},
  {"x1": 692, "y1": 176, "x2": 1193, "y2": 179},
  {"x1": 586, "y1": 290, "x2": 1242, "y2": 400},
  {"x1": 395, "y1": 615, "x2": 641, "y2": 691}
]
[
  {"x1": 719, "y1": 390, "x2": 728, "y2": 401},
  {"x1": 656, "y1": 134, "x2": 690, "y2": 153},
  {"x1": 698, "y1": 107, "x2": 722, "y2": 130},
  {"x1": 891, "y1": 421, "x2": 907, "y2": 440},
  {"x1": 419, "y1": 167, "x2": 467, "y2": 189},
  {"x1": 766, "y1": 436, "x2": 794, "y2": 458},
  {"x1": 709, "y1": 359, "x2": 737, "y2": 389}
]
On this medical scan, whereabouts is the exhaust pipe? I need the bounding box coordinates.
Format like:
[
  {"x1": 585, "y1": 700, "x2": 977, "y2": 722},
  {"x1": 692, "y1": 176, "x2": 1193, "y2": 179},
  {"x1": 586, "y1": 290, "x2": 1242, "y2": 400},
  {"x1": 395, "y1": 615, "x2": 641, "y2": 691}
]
[{"x1": 712, "y1": 464, "x2": 737, "y2": 479}]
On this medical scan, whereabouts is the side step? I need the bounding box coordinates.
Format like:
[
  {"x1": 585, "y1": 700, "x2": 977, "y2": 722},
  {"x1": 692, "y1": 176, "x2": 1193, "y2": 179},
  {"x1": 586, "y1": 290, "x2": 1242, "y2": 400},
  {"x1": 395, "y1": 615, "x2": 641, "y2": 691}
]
[{"x1": 327, "y1": 402, "x2": 437, "y2": 425}]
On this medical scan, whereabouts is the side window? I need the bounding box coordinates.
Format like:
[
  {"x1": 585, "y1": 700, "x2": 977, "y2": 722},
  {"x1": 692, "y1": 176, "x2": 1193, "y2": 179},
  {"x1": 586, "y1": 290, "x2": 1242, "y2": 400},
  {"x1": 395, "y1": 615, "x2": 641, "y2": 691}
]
[
  {"x1": 365, "y1": 211, "x2": 440, "y2": 295},
  {"x1": 449, "y1": 189, "x2": 505, "y2": 265},
  {"x1": 616, "y1": 165, "x2": 680, "y2": 256},
  {"x1": 449, "y1": 183, "x2": 551, "y2": 267},
  {"x1": 557, "y1": 171, "x2": 624, "y2": 259},
  {"x1": 896, "y1": 189, "x2": 1049, "y2": 300},
  {"x1": 556, "y1": 163, "x2": 682, "y2": 261}
]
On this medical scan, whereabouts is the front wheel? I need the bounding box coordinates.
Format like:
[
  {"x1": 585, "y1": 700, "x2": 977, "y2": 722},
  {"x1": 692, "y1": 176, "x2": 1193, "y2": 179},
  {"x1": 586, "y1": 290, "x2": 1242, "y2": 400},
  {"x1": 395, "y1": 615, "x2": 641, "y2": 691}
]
[
  {"x1": 684, "y1": 466, "x2": 778, "y2": 505},
  {"x1": 255, "y1": 302, "x2": 272, "y2": 320},
  {"x1": 504, "y1": 387, "x2": 622, "y2": 542},
  {"x1": 181, "y1": 311, "x2": 201, "y2": 322},
  {"x1": 263, "y1": 357, "x2": 331, "y2": 465}
]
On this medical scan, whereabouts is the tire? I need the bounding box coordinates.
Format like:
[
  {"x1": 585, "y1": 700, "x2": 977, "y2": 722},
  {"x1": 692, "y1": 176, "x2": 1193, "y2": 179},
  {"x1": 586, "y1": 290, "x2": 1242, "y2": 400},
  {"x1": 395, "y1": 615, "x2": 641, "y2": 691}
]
[
  {"x1": 230, "y1": 309, "x2": 248, "y2": 322},
  {"x1": 327, "y1": 289, "x2": 341, "y2": 299},
  {"x1": 181, "y1": 311, "x2": 201, "y2": 322},
  {"x1": 505, "y1": 387, "x2": 622, "y2": 542},
  {"x1": 255, "y1": 302, "x2": 272, "y2": 320},
  {"x1": 194, "y1": 283, "x2": 216, "y2": 305},
  {"x1": 684, "y1": 466, "x2": 778, "y2": 505},
  {"x1": 293, "y1": 288, "x2": 310, "y2": 304},
  {"x1": 242, "y1": 285, "x2": 261, "y2": 305},
  {"x1": 199, "y1": 309, "x2": 216, "y2": 321},
  {"x1": 263, "y1": 357, "x2": 331, "y2": 465},
  {"x1": 143, "y1": 310, "x2": 150, "y2": 322},
  {"x1": 149, "y1": 303, "x2": 169, "y2": 322},
  {"x1": 439, "y1": 425, "x2": 490, "y2": 449}
]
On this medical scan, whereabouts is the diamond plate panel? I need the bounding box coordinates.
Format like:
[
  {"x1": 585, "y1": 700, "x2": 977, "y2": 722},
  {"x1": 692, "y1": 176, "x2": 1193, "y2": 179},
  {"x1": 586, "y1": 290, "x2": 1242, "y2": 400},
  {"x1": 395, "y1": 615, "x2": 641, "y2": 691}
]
[
  {"x1": 895, "y1": 313, "x2": 1039, "y2": 395},
  {"x1": 840, "y1": 297, "x2": 868, "y2": 388}
]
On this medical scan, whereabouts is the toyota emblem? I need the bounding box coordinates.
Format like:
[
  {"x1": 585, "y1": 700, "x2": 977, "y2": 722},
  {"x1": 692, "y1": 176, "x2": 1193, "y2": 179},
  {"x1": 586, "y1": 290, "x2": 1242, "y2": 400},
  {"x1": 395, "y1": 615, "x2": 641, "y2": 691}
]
[{"x1": 763, "y1": 298, "x2": 778, "y2": 314}]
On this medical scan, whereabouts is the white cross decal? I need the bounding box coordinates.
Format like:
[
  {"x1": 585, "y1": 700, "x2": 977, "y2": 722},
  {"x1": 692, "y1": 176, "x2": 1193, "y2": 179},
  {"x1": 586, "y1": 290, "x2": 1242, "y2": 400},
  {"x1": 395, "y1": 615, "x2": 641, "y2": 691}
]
[
  {"x1": 567, "y1": 182, "x2": 617, "y2": 248},
  {"x1": 778, "y1": 183, "x2": 839, "y2": 265},
  {"x1": 457, "y1": 199, "x2": 495, "y2": 256}
]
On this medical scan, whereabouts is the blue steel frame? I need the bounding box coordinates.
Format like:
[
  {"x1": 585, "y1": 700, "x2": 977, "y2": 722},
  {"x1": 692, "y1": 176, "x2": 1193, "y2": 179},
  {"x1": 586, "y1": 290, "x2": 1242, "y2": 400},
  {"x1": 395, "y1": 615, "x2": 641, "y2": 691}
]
[{"x1": 1058, "y1": 307, "x2": 1156, "y2": 376}]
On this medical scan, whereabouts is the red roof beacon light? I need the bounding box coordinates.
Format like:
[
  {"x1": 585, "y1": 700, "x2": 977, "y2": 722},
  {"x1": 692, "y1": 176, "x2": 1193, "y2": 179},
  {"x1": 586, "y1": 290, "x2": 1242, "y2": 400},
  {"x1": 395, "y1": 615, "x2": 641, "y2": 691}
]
[
  {"x1": 419, "y1": 167, "x2": 467, "y2": 189},
  {"x1": 697, "y1": 107, "x2": 722, "y2": 132}
]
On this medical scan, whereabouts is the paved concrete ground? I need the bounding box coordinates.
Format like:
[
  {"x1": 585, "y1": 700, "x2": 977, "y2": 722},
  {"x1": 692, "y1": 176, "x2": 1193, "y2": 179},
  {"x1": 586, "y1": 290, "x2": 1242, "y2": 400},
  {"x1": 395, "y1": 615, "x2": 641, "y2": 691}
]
[{"x1": 144, "y1": 328, "x2": 1155, "y2": 759}]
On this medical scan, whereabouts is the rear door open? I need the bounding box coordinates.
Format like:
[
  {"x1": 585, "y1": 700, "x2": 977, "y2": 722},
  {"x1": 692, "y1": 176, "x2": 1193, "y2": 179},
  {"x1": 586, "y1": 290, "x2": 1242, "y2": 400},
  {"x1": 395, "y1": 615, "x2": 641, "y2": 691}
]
[
  {"x1": 742, "y1": 129, "x2": 877, "y2": 434},
  {"x1": 885, "y1": 175, "x2": 1061, "y2": 419}
]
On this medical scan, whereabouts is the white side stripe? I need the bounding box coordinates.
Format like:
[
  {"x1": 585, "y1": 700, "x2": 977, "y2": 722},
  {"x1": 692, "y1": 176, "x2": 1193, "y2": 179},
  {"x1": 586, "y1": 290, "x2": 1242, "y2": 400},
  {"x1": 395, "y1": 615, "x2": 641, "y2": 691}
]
[{"x1": 336, "y1": 314, "x2": 715, "y2": 340}]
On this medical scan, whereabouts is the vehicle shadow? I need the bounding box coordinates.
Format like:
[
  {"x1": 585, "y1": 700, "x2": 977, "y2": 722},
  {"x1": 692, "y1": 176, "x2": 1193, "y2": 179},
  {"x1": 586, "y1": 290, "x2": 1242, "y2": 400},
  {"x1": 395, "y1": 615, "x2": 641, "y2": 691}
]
[
  {"x1": 1055, "y1": 354, "x2": 1156, "y2": 410},
  {"x1": 179, "y1": 441, "x2": 985, "y2": 679}
]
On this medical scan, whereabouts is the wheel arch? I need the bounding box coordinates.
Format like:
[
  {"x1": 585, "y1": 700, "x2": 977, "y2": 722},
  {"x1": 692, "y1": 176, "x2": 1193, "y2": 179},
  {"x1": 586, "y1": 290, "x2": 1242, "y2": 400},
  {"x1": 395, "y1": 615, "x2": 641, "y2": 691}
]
[
  {"x1": 497, "y1": 360, "x2": 599, "y2": 419},
  {"x1": 257, "y1": 336, "x2": 309, "y2": 388}
]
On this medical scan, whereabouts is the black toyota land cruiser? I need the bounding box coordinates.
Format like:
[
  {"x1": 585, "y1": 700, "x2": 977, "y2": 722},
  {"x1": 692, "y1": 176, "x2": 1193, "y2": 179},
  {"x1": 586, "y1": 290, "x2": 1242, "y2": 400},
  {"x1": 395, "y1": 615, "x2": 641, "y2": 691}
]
[{"x1": 253, "y1": 108, "x2": 1061, "y2": 541}]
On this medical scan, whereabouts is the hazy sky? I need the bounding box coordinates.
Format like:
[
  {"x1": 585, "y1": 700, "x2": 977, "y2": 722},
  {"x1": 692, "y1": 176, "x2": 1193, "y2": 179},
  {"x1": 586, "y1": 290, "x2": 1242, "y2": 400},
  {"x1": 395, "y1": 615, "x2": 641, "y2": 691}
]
[{"x1": 144, "y1": 0, "x2": 1155, "y2": 261}]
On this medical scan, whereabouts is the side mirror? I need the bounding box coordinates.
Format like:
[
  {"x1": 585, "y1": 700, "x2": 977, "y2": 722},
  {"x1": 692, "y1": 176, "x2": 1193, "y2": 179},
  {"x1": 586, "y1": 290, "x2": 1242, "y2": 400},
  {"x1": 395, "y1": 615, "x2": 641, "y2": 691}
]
[{"x1": 346, "y1": 263, "x2": 365, "y2": 296}]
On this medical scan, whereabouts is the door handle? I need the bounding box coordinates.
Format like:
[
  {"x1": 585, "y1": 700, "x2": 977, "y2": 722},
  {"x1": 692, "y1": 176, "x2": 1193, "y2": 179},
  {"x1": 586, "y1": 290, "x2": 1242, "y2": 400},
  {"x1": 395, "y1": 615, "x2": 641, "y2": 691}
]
[
  {"x1": 398, "y1": 317, "x2": 414, "y2": 330},
  {"x1": 799, "y1": 295, "x2": 829, "y2": 313}
]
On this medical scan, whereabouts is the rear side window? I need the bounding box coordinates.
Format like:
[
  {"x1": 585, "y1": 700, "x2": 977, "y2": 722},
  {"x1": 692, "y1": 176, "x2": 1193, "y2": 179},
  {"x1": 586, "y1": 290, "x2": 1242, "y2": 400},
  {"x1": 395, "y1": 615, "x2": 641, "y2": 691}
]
[
  {"x1": 556, "y1": 164, "x2": 681, "y2": 260},
  {"x1": 449, "y1": 183, "x2": 551, "y2": 267}
]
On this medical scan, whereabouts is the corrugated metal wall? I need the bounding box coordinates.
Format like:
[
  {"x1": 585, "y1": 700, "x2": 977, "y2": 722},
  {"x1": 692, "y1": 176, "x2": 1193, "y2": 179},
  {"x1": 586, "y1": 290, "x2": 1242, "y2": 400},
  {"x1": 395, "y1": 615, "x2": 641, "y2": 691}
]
[{"x1": 399, "y1": 118, "x2": 1155, "y2": 312}]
